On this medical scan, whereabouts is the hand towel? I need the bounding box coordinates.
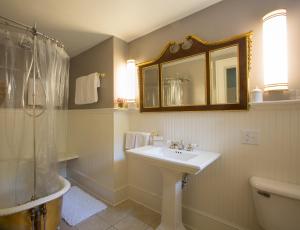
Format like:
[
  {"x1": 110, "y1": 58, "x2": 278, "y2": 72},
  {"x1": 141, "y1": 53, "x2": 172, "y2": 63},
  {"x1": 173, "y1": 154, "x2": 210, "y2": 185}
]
[
  {"x1": 75, "y1": 73, "x2": 100, "y2": 105},
  {"x1": 135, "y1": 132, "x2": 151, "y2": 148},
  {"x1": 125, "y1": 132, "x2": 136, "y2": 150}
]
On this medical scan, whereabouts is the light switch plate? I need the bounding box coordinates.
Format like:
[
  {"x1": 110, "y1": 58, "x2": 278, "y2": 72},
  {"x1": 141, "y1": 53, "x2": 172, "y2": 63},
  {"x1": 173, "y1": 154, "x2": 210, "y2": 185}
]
[{"x1": 241, "y1": 130, "x2": 260, "y2": 145}]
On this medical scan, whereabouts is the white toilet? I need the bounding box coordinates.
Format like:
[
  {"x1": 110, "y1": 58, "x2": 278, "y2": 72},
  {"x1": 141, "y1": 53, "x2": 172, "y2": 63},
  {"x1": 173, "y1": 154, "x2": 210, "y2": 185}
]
[{"x1": 250, "y1": 177, "x2": 300, "y2": 230}]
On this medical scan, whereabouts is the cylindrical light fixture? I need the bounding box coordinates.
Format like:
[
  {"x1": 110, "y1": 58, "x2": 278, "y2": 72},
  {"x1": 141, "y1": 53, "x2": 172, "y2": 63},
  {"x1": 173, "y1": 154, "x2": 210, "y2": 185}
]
[
  {"x1": 125, "y1": 59, "x2": 137, "y2": 102},
  {"x1": 263, "y1": 9, "x2": 288, "y2": 91}
]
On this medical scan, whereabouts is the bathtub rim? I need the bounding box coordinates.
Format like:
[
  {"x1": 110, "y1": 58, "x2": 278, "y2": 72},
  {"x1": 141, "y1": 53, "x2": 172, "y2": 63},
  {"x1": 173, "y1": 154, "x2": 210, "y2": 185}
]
[{"x1": 0, "y1": 176, "x2": 70, "y2": 216}]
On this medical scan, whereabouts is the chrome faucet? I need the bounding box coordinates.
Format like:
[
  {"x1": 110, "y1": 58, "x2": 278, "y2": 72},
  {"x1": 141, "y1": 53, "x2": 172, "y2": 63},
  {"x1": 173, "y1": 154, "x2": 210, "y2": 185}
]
[
  {"x1": 168, "y1": 140, "x2": 198, "y2": 151},
  {"x1": 168, "y1": 140, "x2": 185, "y2": 150},
  {"x1": 177, "y1": 140, "x2": 184, "y2": 150},
  {"x1": 168, "y1": 141, "x2": 178, "y2": 149}
]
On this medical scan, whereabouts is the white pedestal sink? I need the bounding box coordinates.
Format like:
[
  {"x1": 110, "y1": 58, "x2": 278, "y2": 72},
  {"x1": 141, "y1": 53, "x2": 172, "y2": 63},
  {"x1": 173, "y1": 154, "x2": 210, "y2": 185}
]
[{"x1": 127, "y1": 146, "x2": 220, "y2": 230}]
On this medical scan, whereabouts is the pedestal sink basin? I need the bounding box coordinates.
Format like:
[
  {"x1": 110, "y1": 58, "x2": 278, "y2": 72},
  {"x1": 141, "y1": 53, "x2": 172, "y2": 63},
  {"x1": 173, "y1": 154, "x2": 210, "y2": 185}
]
[{"x1": 127, "y1": 145, "x2": 220, "y2": 230}]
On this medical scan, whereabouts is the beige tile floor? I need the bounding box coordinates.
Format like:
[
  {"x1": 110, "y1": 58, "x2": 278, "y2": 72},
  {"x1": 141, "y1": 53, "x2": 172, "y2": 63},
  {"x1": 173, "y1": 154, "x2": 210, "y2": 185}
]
[{"x1": 60, "y1": 200, "x2": 161, "y2": 230}]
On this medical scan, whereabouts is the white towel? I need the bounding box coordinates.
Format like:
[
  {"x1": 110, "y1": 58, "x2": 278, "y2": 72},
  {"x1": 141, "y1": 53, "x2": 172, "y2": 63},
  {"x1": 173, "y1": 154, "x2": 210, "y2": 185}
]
[
  {"x1": 125, "y1": 131, "x2": 151, "y2": 149},
  {"x1": 125, "y1": 132, "x2": 136, "y2": 150},
  {"x1": 135, "y1": 132, "x2": 151, "y2": 148},
  {"x1": 75, "y1": 73, "x2": 100, "y2": 105}
]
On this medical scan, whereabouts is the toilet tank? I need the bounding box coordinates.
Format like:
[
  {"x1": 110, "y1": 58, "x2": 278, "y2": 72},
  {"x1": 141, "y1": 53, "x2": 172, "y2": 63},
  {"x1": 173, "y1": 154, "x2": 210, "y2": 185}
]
[{"x1": 250, "y1": 177, "x2": 300, "y2": 230}]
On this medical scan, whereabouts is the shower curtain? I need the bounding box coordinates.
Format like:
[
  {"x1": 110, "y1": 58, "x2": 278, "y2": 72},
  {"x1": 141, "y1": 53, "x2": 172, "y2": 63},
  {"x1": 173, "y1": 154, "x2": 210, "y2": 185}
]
[{"x1": 0, "y1": 28, "x2": 69, "y2": 208}]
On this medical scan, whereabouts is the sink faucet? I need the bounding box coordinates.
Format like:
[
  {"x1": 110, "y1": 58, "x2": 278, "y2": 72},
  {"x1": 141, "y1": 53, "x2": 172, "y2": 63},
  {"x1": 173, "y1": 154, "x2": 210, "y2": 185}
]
[
  {"x1": 168, "y1": 141, "x2": 177, "y2": 149},
  {"x1": 168, "y1": 140, "x2": 184, "y2": 150},
  {"x1": 177, "y1": 140, "x2": 184, "y2": 150},
  {"x1": 168, "y1": 140, "x2": 198, "y2": 151}
]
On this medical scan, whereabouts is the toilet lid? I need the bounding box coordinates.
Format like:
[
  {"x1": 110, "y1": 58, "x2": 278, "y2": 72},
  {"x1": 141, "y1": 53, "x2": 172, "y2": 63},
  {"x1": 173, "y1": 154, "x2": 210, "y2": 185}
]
[{"x1": 250, "y1": 177, "x2": 300, "y2": 200}]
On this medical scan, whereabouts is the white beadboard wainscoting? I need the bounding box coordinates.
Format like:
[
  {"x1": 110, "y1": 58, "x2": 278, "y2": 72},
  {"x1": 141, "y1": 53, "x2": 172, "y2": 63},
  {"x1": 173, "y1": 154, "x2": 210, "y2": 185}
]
[
  {"x1": 127, "y1": 102, "x2": 300, "y2": 230},
  {"x1": 65, "y1": 103, "x2": 300, "y2": 230},
  {"x1": 67, "y1": 109, "x2": 129, "y2": 205},
  {"x1": 67, "y1": 109, "x2": 115, "y2": 204}
]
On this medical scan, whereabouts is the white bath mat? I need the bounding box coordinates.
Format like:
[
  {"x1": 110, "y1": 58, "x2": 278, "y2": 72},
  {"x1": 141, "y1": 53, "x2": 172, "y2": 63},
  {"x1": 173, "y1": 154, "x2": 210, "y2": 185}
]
[{"x1": 62, "y1": 186, "x2": 107, "y2": 226}]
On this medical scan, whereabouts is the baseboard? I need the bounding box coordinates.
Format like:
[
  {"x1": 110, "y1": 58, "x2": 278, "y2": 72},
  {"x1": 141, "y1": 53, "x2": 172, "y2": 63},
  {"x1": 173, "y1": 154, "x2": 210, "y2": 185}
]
[
  {"x1": 67, "y1": 168, "x2": 128, "y2": 206},
  {"x1": 182, "y1": 205, "x2": 250, "y2": 230},
  {"x1": 128, "y1": 184, "x2": 250, "y2": 230},
  {"x1": 113, "y1": 185, "x2": 129, "y2": 207},
  {"x1": 128, "y1": 184, "x2": 161, "y2": 213},
  {"x1": 128, "y1": 197, "x2": 161, "y2": 215}
]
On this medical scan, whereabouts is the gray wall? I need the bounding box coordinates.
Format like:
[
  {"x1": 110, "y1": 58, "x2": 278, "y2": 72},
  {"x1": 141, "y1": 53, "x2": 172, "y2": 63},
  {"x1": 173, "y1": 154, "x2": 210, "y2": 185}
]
[
  {"x1": 69, "y1": 37, "x2": 114, "y2": 109},
  {"x1": 128, "y1": 0, "x2": 300, "y2": 92}
]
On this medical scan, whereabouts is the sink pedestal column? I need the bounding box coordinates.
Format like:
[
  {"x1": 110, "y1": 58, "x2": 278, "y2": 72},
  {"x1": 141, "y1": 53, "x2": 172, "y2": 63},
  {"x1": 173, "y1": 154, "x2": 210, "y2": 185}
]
[{"x1": 157, "y1": 169, "x2": 186, "y2": 230}]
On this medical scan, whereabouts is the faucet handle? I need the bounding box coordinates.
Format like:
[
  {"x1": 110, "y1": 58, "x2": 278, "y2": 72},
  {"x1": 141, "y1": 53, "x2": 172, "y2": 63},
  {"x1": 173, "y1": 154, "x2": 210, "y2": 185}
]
[{"x1": 167, "y1": 140, "x2": 177, "y2": 149}]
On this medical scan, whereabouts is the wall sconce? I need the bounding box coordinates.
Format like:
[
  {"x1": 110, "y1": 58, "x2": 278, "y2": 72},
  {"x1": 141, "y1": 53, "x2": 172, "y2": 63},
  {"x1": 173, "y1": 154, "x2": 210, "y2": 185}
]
[
  {"x1": 125, "y1": 59, "x2": 137, "y2": 103},
  {"x1": 263, "y1": 9, "x2": 288, "y2": 91}
]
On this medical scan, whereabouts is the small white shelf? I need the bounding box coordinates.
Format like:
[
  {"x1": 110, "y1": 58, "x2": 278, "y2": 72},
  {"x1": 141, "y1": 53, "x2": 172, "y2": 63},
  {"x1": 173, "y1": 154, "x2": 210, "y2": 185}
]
[
  {"x1": 249, "y1": 99, "x2": 300, "y2": 110},
  {"x1": 250, "y1": 99, "x2": 300, "y2": 106},
  {"x1": 58, "y1": 154, "x2": 79, "y2": 162},
  {"x1": 113, "y1": 107, "x2": 139, "y2": 112}
]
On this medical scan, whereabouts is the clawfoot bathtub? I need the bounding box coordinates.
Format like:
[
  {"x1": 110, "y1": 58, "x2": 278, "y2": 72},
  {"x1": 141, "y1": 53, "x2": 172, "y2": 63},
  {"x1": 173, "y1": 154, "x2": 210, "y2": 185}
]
[{"x1": 0, "y1": 176, "x2": 70, "y2": 230}]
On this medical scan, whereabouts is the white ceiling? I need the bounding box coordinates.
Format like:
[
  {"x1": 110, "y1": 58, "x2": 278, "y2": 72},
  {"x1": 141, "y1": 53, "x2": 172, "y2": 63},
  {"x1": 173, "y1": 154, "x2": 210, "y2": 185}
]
[{"x1": 0, "y1": 0, "x2": 222, "y2": 57}]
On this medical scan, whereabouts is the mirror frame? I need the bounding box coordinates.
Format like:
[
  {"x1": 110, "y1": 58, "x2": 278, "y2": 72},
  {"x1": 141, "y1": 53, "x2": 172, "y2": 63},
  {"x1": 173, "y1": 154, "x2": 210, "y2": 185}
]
[{"x1": 138, "y1": 32, "x2": 252, "y2": 112}]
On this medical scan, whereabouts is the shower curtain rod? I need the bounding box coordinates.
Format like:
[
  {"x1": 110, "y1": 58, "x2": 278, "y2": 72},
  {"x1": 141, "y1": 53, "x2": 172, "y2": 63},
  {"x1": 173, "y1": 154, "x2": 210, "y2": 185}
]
[{"x1": 0, "y1": 15, "x2": 64, "y2": 48}]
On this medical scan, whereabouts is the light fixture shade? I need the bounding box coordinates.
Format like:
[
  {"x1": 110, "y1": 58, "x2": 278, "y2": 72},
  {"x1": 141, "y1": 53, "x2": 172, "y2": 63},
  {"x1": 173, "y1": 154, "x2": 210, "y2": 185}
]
[
  {"x1": 263, "y1": 9, "x2": 288, "y2": 91},
  {"x1": 125, "y1": 59, "x2": 137, "y2": 101}
]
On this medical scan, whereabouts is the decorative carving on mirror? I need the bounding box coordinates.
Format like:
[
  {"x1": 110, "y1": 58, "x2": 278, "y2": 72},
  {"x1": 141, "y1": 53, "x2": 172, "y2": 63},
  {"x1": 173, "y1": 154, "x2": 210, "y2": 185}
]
[{"x1": 138, "y1": 32, "x2": 252, "y2": 112}]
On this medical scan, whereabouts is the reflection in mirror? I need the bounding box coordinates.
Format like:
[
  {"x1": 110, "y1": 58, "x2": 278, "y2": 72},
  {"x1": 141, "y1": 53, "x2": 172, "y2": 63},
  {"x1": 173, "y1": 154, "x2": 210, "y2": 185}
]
[
  {"x1": 143, "y1": 65, "x2": 160, "y2": 108},
  {"x1": 210, "y1": 45, "x2": 239, "y2": 104},
  {"x1": 161, "y1": 54, "x2": 206, "y2": 107}
]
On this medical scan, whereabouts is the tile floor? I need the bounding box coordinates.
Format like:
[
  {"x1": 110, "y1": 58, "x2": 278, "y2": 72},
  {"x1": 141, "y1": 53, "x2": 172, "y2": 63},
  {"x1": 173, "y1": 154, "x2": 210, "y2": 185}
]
[{"x1": 60, "y1": 200, "x2": 161, "y2": 230}]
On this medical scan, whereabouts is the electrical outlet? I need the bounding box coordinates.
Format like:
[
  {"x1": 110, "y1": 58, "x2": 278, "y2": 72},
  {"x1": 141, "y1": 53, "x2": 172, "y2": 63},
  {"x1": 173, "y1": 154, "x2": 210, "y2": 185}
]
[{"x1": 241, "y1": 130, "x2": 260, "y2": 145}]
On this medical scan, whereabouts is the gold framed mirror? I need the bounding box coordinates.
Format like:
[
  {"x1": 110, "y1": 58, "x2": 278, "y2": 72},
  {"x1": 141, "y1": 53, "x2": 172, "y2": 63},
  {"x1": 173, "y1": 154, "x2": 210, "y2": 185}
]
[{"x1": 138, "y1": 32, "x2": 252, "y2": 112}]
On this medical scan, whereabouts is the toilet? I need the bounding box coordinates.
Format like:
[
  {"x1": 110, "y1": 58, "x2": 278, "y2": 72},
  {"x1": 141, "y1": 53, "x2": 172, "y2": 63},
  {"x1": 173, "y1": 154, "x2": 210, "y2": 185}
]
[{"x1": 250, "y1": 177, "x2": 300, "y2": 230}]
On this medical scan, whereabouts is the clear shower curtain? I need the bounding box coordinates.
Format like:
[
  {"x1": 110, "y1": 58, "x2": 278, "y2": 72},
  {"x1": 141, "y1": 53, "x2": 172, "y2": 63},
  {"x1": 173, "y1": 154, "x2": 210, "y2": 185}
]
[{"x1": 0, "y1": 28, "x2": 69, "y2": 208}]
